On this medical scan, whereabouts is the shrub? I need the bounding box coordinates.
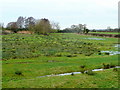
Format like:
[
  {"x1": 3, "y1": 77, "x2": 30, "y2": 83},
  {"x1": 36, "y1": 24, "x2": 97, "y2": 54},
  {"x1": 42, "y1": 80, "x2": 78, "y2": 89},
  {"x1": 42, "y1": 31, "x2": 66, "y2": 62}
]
[
  {"x1": 80, "y1": 65, "x2": 85, "y2": 68},
  {"x1": 66, "y1": 55, "x2": 72, "y2": 57},
  {"x1": 113, "y1": 68, "x2": 118, "y2": 72},
  {"x1": 105, "y1": 52, "x2": 110, "y2": 55},
  {"x1": 110, "y1": 63, "x2": 116, "y2": 68},
  {"x1": 80, "y1": 69, "x2": 86, "y2": 74},
  {"x1": 98, "y1": 52, "x2": 102, "y2": 55},
  {"x1": 98, "y1": 50, "x2": 101, "y2": 52},
  {"x1": 66, "y1": 54, "x2": 77, "y2": 57},
  {"x1": 15, "y1": 71, "x2": 23, "y2": 75},
  {"x1": 85, "y1": 70, "x2": 96, "y2": 75},
  {"x1": 103, "y1": 63, "x2": 110, "y2": 69}
]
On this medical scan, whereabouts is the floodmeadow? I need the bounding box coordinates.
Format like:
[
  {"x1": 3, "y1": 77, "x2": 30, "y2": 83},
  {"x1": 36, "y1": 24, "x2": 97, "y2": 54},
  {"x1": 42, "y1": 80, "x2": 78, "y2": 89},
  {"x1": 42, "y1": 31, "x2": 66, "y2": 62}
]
[
  {"x1": 2, "y1": 33, "x2": 119, "y2": 88},
  {"x1": 89, "y1": 32, "x2": 119, "y2": 35}
]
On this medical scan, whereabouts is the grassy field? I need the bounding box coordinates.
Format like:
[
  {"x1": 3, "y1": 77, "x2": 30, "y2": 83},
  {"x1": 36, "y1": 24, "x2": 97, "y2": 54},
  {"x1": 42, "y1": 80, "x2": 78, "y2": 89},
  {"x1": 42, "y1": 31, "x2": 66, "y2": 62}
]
[
  {"x1": 2, "y1": 33, "x2": 118, "y2": 60},
  {"x1": 2, "y1": 33, "x2": 119, "y2": 88},
  {"x1": 3, "y1": 68, "x2": 119, "y2": 88},
  {"x1": 89, "y1": 32, "x2": 119, "y2": 34}
]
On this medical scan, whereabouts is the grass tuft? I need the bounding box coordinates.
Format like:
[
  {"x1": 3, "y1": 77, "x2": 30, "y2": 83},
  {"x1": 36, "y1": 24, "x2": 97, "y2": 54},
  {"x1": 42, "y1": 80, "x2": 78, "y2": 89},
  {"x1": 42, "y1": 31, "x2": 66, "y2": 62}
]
[{"x1": 15, "y1": 71, "x2": 23, "y2": 76}]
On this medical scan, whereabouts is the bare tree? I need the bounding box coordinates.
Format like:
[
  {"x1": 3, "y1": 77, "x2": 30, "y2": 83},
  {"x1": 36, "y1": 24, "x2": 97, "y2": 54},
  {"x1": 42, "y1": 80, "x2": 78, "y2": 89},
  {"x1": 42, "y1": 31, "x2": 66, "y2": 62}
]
[
  {"x1": 77, "y1": 24, "x2": 84, "y2": 33},
  {"x1": 51, "y1": 21, "x2": 60, "y2": 30},
  {"x1": 71, "y1": 25, "x2": 77, "y2": 30},
  {"x1": 16, "y1": 16, "x2": 25, "y2": 29},
  {"x1": 25, "y1": 17, "x2": 36, "y2": 28},
  {"x1": 7, "y1": 22, "x2": 18, "y2": 33},
  {"x1": 70, "y1": 24, "x2": 83, "y2": 33},
  {"x1": 69, "y1": 24, "x2": 89, "y2": 34},
  {"x1": 107, "y1": 26, "x2": 112, "y2": 31}
]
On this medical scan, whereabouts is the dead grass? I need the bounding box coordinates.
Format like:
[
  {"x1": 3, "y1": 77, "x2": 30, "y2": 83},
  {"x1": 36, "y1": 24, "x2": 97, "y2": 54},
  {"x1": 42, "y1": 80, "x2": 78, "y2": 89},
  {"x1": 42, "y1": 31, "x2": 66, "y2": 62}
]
[{"x1": 17, "y1": 31, "x2": 34, "y2": 34}]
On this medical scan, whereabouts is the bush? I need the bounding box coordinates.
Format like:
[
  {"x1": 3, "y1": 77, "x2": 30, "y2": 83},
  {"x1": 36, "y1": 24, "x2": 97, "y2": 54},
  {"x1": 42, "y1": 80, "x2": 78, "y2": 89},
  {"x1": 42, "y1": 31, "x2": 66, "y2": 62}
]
[
  {"x1": 109, "y1": 63, "x2": 116, "y2": 68},
  {"x1": 80, "y1": 69, "x2": 86, "y2": 74},
  {"x1": 80, "y1": 65, "x2": 85, "y2": 68},
  {"x1": 105, "y1": 52, "x2": 110, "y2": 55},
  {"x1": 66, "y1": 54, "x2": 77, "y2": 57},
  {"x1": 85, "y1": 70, "x2": 96, "y2": 75},
  {"x1": 15, "y1": 71, "x2": 23, "y2": 75},
  {"x1": 113, "y1": 68, "x2": 118, "y2": 72},
  {"x1": 103, "y1": 63, "x2": 110, "y2": 69},
  {"x1": 98, "y1": 52, "x2": 102, "y2": 55}
]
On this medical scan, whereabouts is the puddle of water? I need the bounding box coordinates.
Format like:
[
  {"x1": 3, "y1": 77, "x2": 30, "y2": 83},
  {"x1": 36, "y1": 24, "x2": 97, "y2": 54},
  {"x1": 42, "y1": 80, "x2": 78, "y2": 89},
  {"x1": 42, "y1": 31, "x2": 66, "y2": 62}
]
[
  {"x1": 56, "y1": 73, "x2": 74, "y2": 76},
  {"x1": 56, "y1": 72, "x2": 81, "y2": 76},
  {"x1": 115, "y1": 66, "x2": 120, "y2": 68},
  {"x1": 84, "y1": 38, "x2": 105, "y2": 40},
  {"x1": 37, "y1": 66, "x2": 120, "y2": 78},
  {"x1": 114, "y1": 44, "x2": 120, "y2": 48},
  {"x1": 101, "y1": 51, "x2": 120, "y2": 55},
  {"x1": 92, "y1": 69, "x2": 103, "y2": 71}
]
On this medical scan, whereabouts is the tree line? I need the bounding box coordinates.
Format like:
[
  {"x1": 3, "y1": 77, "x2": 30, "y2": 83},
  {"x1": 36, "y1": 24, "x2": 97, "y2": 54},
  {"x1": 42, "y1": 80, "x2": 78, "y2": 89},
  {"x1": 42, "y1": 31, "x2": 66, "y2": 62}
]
[
  {"x1": 5, "y1": 16, "x2": 60, "y2": 35},
  {"x1": 4, "y1": 16, "x2": 90, "y2": 34},
  {"x1": 61, "y1": 24, "x2": 89, "y2": 34},
  {"x1": 2, "y1": 16, "x2": 119, "y2": 35}
]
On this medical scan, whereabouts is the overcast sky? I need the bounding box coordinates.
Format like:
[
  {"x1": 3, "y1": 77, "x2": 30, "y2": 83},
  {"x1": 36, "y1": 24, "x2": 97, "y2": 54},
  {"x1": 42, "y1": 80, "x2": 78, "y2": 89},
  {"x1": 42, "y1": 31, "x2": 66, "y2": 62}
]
[{"x1": 0, "y1": 0, "x2": 119, "y2": 29}]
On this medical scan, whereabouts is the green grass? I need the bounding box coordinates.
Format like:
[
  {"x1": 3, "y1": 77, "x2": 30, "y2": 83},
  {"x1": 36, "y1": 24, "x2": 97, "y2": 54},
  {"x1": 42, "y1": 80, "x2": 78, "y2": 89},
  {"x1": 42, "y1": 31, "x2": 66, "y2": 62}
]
[
  {"x1": 89, "y1": 32, "x2": 119, "y2": 34},
  {"x1": 2, "y1": 55, "x2": 119, "y2": 88},
  {"x1": 2, "y1": 33, "x2": 119, "y2": 88},
  {"x1": 2, "y1": 68, "x2": 119, "y2": 88},
  {"x1": 2, "y1": 33, "x2": 118, "y2": 59}
]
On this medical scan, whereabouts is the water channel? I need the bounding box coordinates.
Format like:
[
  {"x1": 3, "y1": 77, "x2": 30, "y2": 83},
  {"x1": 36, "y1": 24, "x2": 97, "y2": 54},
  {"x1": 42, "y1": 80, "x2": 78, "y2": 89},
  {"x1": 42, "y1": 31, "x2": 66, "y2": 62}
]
[
  {"x1": 37, "y1": 66, "x2": 120, "y2": 78},
  {"x1": 37, "y1": 43, "x2": 120, "y2": 78}
]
